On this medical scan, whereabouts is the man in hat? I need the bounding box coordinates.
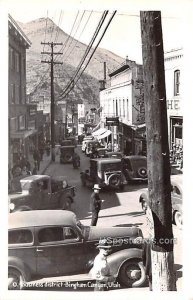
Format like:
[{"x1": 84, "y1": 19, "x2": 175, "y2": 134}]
[
  {"x1": 90, "y1": 184, "x2": 104, "y2": 226},
  {"x1": 89, "y1": 238, "x2": 115, "y2": 291}
]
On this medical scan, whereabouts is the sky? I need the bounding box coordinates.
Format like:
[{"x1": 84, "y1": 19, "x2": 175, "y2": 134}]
[{"x1": 3, "y1": 0, "x2": 187, "y2": 64}]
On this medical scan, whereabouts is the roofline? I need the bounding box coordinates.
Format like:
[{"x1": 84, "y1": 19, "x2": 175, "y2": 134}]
[{"x1": 8, "y1": 14, "x2": 31, "y2": 47}]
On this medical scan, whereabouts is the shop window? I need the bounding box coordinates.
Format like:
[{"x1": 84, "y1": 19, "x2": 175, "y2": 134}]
[{"x1": 174, "y1": 70, "x2": 180, "y2": 96}]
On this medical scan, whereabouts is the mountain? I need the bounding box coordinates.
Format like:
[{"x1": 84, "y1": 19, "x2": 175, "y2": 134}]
[{"x1": 19, "y1": 17, "x2": 126, "y2": 106}]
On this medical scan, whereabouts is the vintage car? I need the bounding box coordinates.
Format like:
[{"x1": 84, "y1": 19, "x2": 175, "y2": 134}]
[
  {"x1": 60, "y1": 145, "x2": 75, "y2": 163},
  {"x1": 8, "y1": 175, "x2": 75, "y2": 213},
  {"x1": 8, "y1": 210, "x2": 146, "y2": 289},
  {"x1": 80, "y1": 158, "x2": 126, "y2": 190},
  {"x1": 85, "y1": 140, "x2": 102, "y2": 157},
  {"x1": 122, "y1": 156, "x2": 148, "y2": 182},
  {"x1": 94, "y1": 149, "x2": 123, "y2": 159},
  {"x1": 139, "y1": 174, "x2": 182, "y2": 229},
  {"x1": 81, "y1": 136, "x2": 94, "y2": 152},
  {"x1": 105, "y1": 151, "x2": 123, "y2": 159}
]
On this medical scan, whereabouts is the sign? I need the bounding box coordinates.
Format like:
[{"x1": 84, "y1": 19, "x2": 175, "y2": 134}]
[{"x1": 106, "y1": 117, "x2": 119, "y2": 126}]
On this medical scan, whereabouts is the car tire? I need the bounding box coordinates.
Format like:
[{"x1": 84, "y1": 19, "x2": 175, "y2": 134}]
[
  {"x1": 8, "y1": 269, "x2": 24, "y2": 290},
  {"x1": 61, "y1": 197, "x2": 72, "y2": 210},
  {"x1": 141, "y1": 199, "x2": 147, "y2": 213},
  {"x1": 64, "y1": 153, "x2": 72, "y2": 162},
  {"x1": 108, "y1": 174, "x2": 121, "y2": 188},
  {"x1": 174, "y1": 211, "x2": 183, "y2": 229},
  {"x1": 118, "y1": 259, "x2": 146, "y2": 288},
  {"x1": 137, "y1": 167, "x2": 147, "y2": 179}
]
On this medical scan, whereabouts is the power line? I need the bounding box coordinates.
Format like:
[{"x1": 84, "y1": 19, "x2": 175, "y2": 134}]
[
  {"x1": 58, "y1": 10, "x2": 109, "y2": 100},
  {"x1": 64, "y1": 10, "x2": 93, "y2": 62},
  {"x1": 59, "y1": 11, "x2": 117, "y2": 100}
]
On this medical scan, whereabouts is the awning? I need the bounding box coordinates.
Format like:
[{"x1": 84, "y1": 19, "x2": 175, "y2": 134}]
[
  {"x1": 10, "y1": 129, "x2": 37, "y2": 139},
  {"x1": 97, "y1": 129, "x2": 112, "y2": 139},
  {"x1": 92, "y1": 128, "x2": 107, "y2": 137}
]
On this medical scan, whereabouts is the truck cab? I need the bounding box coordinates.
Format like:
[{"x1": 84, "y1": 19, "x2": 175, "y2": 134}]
[{"x1": 9, "y1": 175, "x2": 75, "y2": 213}]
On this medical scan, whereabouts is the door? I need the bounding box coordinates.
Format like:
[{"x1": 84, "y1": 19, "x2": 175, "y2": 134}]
[{"x1": 36, "y1": 226, "x2": 89, "y2": 277}]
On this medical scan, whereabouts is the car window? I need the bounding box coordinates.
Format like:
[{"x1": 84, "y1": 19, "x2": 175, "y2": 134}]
[
  {"x1": 9, "y1": 229, "x2": 33, "y2": 244},
  {"x1": 37, "y1": 180, "x2": 48, "y2": 191},
  {"x1": 63, "y1": 227, "x2": 77, "y2": 239},
  {"x1": 38, "y1": 227, "x2": 64, "y2": 243}
]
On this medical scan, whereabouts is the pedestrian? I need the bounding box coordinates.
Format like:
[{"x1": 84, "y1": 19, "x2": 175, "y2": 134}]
[
  {"x1": 90, "y1": 184, "x2": 104, "y2": 226},
  {"x1": 32, "y1": 162, "x2": 38, "y2": 175},
  {"x1": 142, "y1": 239, "x2": 152, "y2": 290},
  {"x1": 33, "y1": 148, "x2": 40, "y2": 171},
  {"x1": 107, "y1": 141, "x2": 112, "y2": 151},
  {"x1": 89, "y1": 238, "x2": 115, "y2": 291}
]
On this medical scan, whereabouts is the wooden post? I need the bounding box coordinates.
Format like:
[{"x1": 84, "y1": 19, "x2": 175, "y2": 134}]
[{"x1": 140, "y1": 11, "x2": 177, "y2": 290}]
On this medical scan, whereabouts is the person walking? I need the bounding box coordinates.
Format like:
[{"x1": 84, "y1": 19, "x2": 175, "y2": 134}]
[
  {"x1": 90, "y1": 184, "x2": 104, "y2": 226},
  {"x1": 89, "y1": 238, "x2": 115, "y2": 291},
  {"x1": 33, "y1": 148, "x2": 40, "y2": 171}
]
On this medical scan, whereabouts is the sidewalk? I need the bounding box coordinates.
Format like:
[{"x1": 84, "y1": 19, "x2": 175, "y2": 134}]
[{"x1": 28, "y1": 152, "x2": 52, "y2": 175}]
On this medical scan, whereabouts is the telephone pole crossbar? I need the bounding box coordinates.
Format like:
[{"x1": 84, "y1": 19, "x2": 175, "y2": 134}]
[{"x1": 41, "y1": 42, "x2": 63, "y2": 162}]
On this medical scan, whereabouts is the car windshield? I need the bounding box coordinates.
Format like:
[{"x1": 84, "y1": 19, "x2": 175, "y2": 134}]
[{"x1": 20, "y1": 180, "x2": 32, "y2": 191}]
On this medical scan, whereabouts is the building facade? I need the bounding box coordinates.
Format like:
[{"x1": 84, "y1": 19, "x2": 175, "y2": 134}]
[
  {"x1": 164, "y1": 48, "x2": 183, "y2": 150},
  {"x1": 99, "y1": 59, "x2": 145, "y2": 154},
  {"x1": 8, "y1": 14, "x2": 33, "y2": 167}
]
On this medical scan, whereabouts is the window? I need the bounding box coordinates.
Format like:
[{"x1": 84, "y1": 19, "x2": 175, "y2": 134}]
[
  {"x1": 15, "y1": 84, "x2": 20, "y2": 104},
  {"x1": 9, "y1": 229, "x2": 33, "y2": 244},
  {"x1": 10, "y1": 48, "x2": 14, "y2": 70},
  {"x1": 19, "y1": 115, "x2": 25, "y2": 130},
  {"x1": 174, "y1": 70, "x2": 180, "y2": 96},
  {"x1": 10, "y1": 83, "x2": 15, "y2": 103},
  {"x1": 10, "y1": 117, "x2": 18, "y2": 132},
  {"x1": 63, "y1": 227, "x2": 77, "y2": 239},
  {"x1": 37, "y1": 180, "x2": 48, "y2": 191},
  {"x1": 38, "y1": 227, "x2": 64, "y2": 243},
  {"x1": 15, "y1": 52, "x2": 20, "y2": 72}
]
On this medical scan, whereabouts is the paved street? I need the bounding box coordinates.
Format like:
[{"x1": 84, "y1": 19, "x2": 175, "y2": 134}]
[{"x1": 35, "y1": 145, "x2": 183, "y2": 292}]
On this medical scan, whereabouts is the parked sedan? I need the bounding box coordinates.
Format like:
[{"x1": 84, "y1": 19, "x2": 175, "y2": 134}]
[
  {"x1": 8, "y1": 210, "x2": 146, "y2": 289},
  {"x1": 139, "y1": 174, "x2": 182, "y2": 229},
  {"x1": 122, "y1": 156, "x2": 148, "y2": 182}
]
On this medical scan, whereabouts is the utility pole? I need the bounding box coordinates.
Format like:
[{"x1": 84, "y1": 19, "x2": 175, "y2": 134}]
[
  {"x1": 41, "y1": 42, "x2": 63, "y2": 161},
  {"x1": 140, "y1": 11, "x2": 176, "y2": 290}
]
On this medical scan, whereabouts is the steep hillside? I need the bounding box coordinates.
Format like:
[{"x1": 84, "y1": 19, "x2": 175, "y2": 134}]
[{"x1": 19, "y1": 17, "x2": 125, "y2": 105}]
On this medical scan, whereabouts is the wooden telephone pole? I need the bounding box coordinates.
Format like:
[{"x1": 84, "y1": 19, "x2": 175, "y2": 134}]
[
  {"x1": 41, "y1": 42, "x2": 63, "y2": 161},
  {"x1": 140, "y1": 11, "x2": 176, "y2": 290}
]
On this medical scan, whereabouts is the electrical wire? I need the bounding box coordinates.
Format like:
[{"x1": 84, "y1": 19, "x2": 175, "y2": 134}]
[
  {"x1": 64, "y1": 10, "x2": 93, "y2": 62},
  {"x1": 59, "y1": 11, "x2": 117, "y2": 100},
  {"x1": 62, "y1": 11, "x2": 86, "y2": 60},
  {"x1": 58, "y1": 10, "x2": 109, "y2": 99},
  {"x1": 54, "y1": 10, "x2": 64, "y2": 43}
]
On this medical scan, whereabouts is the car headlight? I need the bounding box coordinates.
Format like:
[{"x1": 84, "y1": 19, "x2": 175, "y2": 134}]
[{"x1": 9, "y1": 203, "x2": 15, "y2": 211}]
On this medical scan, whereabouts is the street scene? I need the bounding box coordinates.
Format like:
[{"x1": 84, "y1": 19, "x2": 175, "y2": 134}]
[{"x1": 7, "y1": 5, "x2": 185, "y2": 296}]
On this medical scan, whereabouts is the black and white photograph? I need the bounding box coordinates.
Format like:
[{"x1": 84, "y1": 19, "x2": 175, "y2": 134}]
[{"x1": 1, "y1": 0, "x2": 193, "y2": 299}]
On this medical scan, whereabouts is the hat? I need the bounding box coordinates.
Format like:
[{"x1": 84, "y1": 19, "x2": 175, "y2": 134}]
[
  {"x1": 93, "y1": 184, "x2": 101, "y2": 190},
  {"x1": 96, "y1": 238, "x2": 111, "y2": 249}
]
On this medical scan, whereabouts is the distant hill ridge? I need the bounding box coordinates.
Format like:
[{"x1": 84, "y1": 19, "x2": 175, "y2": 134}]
[{"x1": 18, "y1": 17, "x2": 125, "y2": 105}]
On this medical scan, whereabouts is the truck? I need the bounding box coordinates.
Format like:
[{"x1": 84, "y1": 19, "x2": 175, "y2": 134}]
[{"x1": 9, "y1": 175, "x2": 75, "y2": 213}]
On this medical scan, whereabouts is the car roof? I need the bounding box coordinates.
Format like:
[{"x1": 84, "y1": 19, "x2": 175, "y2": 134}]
[
  {"x1": 91, "y1": 158, "x2": 121, "y2": 163},
  {"x1": 9, "y1": 210, "x2": 76, "y2": 229},
  {"x1": 124, "y1": 155, "x2": 147, "y2": 160},
  {"x1": 20, "y1": 175, "x2": 50, "y2": 182}
]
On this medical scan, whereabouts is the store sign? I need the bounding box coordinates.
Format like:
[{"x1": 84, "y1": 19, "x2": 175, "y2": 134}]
[{"x1": 106, "y1": 117, "x2": 119, "y2": 126}]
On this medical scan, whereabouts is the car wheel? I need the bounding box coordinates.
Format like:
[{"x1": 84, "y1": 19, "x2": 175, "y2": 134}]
[
  {"x1": 118, "y1": 259, "x2": 146, "y2": 288},
  {"x1": 108, "y1": 174, "x2": 121, "y2": 188},
  {"x1": 61, "y1": 197, "x2": 72, "y2": 210},
  {"x1": 8, "y1": 269, "x2": 24, "y2": 290},
  {"x1": 174, "y1": 211, "x2": 183, "y2": 229},
  {"x1": 141, "y1": 199, "x2": 147, "y2": 213}
]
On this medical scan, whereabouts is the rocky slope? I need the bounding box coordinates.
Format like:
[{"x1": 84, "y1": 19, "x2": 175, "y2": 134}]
[{"x1": 19, "y1": 17, "x2": 125, "y2": 106}]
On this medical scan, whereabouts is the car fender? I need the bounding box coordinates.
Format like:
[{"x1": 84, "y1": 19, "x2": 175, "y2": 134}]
[
  {"x1": 172, "y1": 203, "x2": 182, "y2": 214},
  {"x1": 139, "y1": 192, "x2": 148, "y2": 203},
  {"x1": 8, "y1": 256, "x2": 31, "y2": 282},
  {"x1": 107, "y1": 248, "x2": 143, "y2": 277}
]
